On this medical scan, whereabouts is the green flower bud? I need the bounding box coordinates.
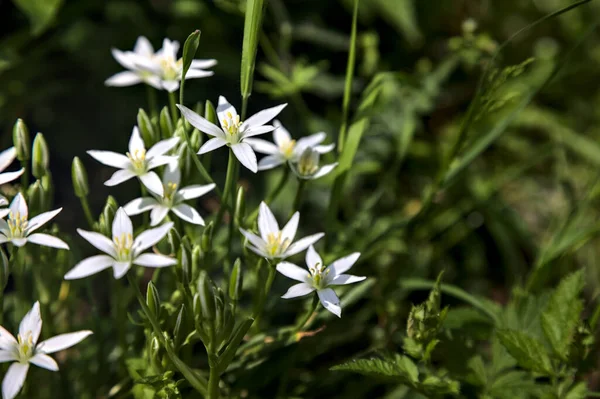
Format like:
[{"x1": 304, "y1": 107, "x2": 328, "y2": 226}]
[
  {"x1": 197, "y1": 271, "x2": 216, "y2": 321},
  {"x1": 12, "y1": 119, "x2": 30, "y2": 161},
  {"x1": 0, "y1": 248, "x2": 8, "y2": 290},
  {"x1": 235, "y1": 186, "x2": 246, "y2": 227},
  {"x1": 190, "y1": 129, "x2": 202, "y2": 153},
  {"x1": 177, "y1": 245, "x2": 191, "y2": 285},
  {"x1": 168, "y1": 229, "x2": 181, "y2": 255},
  {"x1": 229, "y1": 258, "x2": 243, "y2": 302},
  {"x1": 100, "y1": 196, "x2": 118, "y2": 236},
  {"x1": 201, "y1": 222, "x2": 213, "y2": 252},
  {"x1": 146, "y1": 281, "x2": 161, "y2": 318},
  {"x1": 296, "y1": 147, "x2": 320, "y2": 177},
  {"x1": 40, "y1": 173, "x2": 53, "y2": 210},
  {"x1": 204, "y1": 100, "x2": 217, "y2": 124},
  {"x1": 71, "y1": 157, "x2": 89, "y2": 198},
  {"x1": 31, "y1": 133, "x2": 49, "y2": 179},
  {"x1": 160, "y1": 107, "x2": 174, "y2": 138},
  {"x1": 137, "y1": 108, "x2": 158, "y2": 145},
  {"x1": 27, "y1": 180, "x2": 45, "y2": 215},
  {"x1": 173, "y1": 304, "x2": 187, "y2": 349},
  {"x1": 191, "y1": 245, "x2": 201, "y2": 280}
]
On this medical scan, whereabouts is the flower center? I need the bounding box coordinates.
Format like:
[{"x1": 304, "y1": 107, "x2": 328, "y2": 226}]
[
  {"x1": 7, "y1": 211, "x2": 27, "y2": 238},
  {"x1": 297, "y1": 148, "x2": 319, "y2": 176},
  {"x1": 265, "y1": 231, "x2": 290, "y2": 257},
  {"x1": 222, "y1": 112, "x2": 243, "y2": 141},
  {"x1": 309, "y1": 262, "x2": 329, "y2": 290},
  {"x1": 127, "y1": 149, "x2": 147, "y2": 173},
  {"x1": 17, "y1": 332, "x2": 34, "y2": 362},
  {"x1": 159, "y1": 57, "x2": 182, "y2": 80},
  {"x1": 113, "y1": 233, "x2": 133, "y2": 262},
  {"x1": 163, "y1": 181, "x2": 178, "y2": 204},
  {"x1": 279, "y1": 139, "x2": 296, "y2": 159}
]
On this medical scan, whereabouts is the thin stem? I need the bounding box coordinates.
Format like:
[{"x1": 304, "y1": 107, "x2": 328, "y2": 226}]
[
  {"x1": 292, "y1": 179, "x2": 306, "y2": 214},
  {"x1": 246, "y1": 167, "x2": 290, "y2": 225},
  {"x1": 79, "y1": 196, "x2": 95, "y2": 228},
  {"x1": 146, "y1": 86, "x2": 158, "y2": 119},
  {"x1": 181, "y1": 124, "x2": 221, "y2": 197},
  {"x1": 215, "y1": 149, "x2": 238, "y2": 230},
  {"x1": 292, "y1": 295, "x2": 319, "y2": 335},
  {"x1": 20, "y1": 163, "x2": 29, "y2": 190},
  {"x1": 168, "y1": 91, "x2": 178, "y2": 126},
  {"x1": 252, "y1": 262, "x2": 276, "y2": 321},
  {"x1": 208, "y1": 367, "x2": 220, "y2": 399},
  {"x1": 241, "y1": 96, "x2": 249, "y2": 121}
]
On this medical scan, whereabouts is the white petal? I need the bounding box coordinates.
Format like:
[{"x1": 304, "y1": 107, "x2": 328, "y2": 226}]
[
  {"x1": 162, "y1": 80, "x2": 180, "y2": 93},
  {"x1": 10, "y1": 238, "x2": 27, "y2": 247},
  {"x1": 328, "y1": 252, "x2": 361, "y2": 276},
  {"x1": 0, "y1": 208, "x2": 8, "y2": 218},
  {"x1": 149, "y1": 206, "x2": 169, "y2": 226},
  {"x1": 64, "y1": 255, "x2": 115, "y2": 280},
  {"x1": 9, "y1": 193, "x2": 27, "y2": 220},
  {"x1": 27, "y1": 234, "x2": 69, "y2": 250},
  {"x1": 312, "y1": 163, "x2": 338, "y2": 179},
  {"x1": 239, "y1": 228, "x2": 267, "y2": 250},
  {"x1": 25, "y1": 208, "x2": 61, "y2": 234},
  {"x1": 281, "y1": 212, "x2": 299, "y2": 243},
  {"x1": 314, "y1": 143, "x2": 336, "y2": 154},
  {"x1": 134, "y1": 253, "x2": 177, "y2": 267},
  {"x1": 272, "y1": 120, "x2": 291, "y2": 147},
  {"x1": 276, "y1": 262, "x2": 310, "y2": 283},
  {"x1": 36, "y1": 331, "x2": 92, "y2": 354},
  {"x1": 198, "y1": 138, "x2": 227, "y2": 154},
  {"x1": 29, "y1": 353, "x2": 58, "y2": 371},
  {"x1": 133, "y1": 222, "x2": 173, "y2": 254},
  {"x1": 0, "y1": 351, "x2": 17, "y2": 363},
  {"x1": 172, "y1": 204, "x2": 205, "y2": 225},
  {"x1": 216, "y1": 96, "x2": 238, "y2": 129},
  {"x1": 0, "y1": 147, "x2": 17, "y2": 172},
  {"x1": 0, "y1": 169, "x2": 24, "y2": 186},
  {"x1": 161, "y1": 162, "x2": 181, "y2": 186},
  {"x1": 134, "y1": 36, "x2": 154, "y2": 56},
  {"x1": 285, "y1": 233, "x2": 325, "y2": 257},
  {"x1": 257, "y1": 155, "x2": 284, "y2": 171},
  {"x1": 296, "y1": 132, "x2": 326, "y2": 150},
  {"x1": 111, "y1": 48, "x2": 137, "y2": 69},
  {"x1": 112, "y1": 262, "x2": 131, "y2": 279},
  {"x1": 77, "y1": 229, "x2": 117, "y2": 257},
  {"x1": 19, "y1": 302, "x2": 42, "y2": 345},
  {"x1": 104, "y1": 71, "x2": 142, "y2": 87},
  {"x1": 244, "y1": 138, "x2": 279, "y2": 155},
  {"x1": 305, "y1": 245, "x2": 323, "y2": 269},
  {"x1": 2, "y1": 362, "x2": 29, "y2": 399},
  {"x1": 185, "y1": 69, "x2": 214, "y2": 79},
  {"x1": 329, "y1": 274, "x2": 366, "y2": 285},
  {"x1": 147, "y1": 137, "x2": 180, "y2": 159},
  {"x1": 104, "y1": 169, "x2": 136, "y2": 186},
  {"x1": 0, "y1": 326, "x2": 17, "y2": 349},
  {"x1": 241, "y1": 104, "x2": 287, "y2": 131},
  {"x1": 241, "y1": 125, "x2": 275, "y2": 138},
  {"x1": 258, "y1": 202, "x2": 279, "y2": 240},
  {"x1": 191, "y1": 59, "x2": 217, "y2": 69},
  {"x1": 231, "y1": 143, "x2": 258, "y2": 173},
  {"x1": 140, "y1": 172, "x2": 164, "y2": 196},
  {"x1": 112, "y1": 208, "x2": 133, "y2": 238},
  {"x1": 128, "y1": 126, "x2": 146, "y2": 154},
  {"x1": 177, "y1": 104, "x2": 224, "y2": 138},
  {"x1": 123, "y1": 197, "x2": 158, "y2": 215},
  {"x1": 245, "y1": 245, "x2": 270, "y2": 258},
  {"x1": 281, "y1": 283, "x2": 315, "y2": 299},
  {"x1": 177, "y1": 184, "x2": 215, "y2": 200},
  {"x1": 147, "y1": 155, "x2": 178, "y2": 170},
  {"x1": 87, "y1": 150, "x2": 130, "y2": 169},
  {"x1": 317, "y1": 288, "x2": 341, "y2": 317}
]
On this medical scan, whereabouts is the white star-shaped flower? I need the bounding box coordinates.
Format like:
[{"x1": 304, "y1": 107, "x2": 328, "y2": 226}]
[
  {"x1": 276, "y1": 245, "x2": 366, "y2": 317},
  {"x1": 123, "y1": 162, "x2": 214, "y2": 226},
  {"x1": 87, "y1": 126, "x2": 179, "y2": 196},
  {"x1": 290, "y1": 147, "x2": 338, "y2": 180},
  {"x1": 0, "y1": 193, "x2": 68, "y2": 249},
  {"x1": 239, "y1": 202, "x2": 323, "y2": 260},
  {"x1": 64, "y1": 208, "x2": 176, "y2": 280},
  {"x1": 177, "y1": 96, "x2": 287, "y2": 172},
  {"x1": 0, "y1": 147, "x2": 24, "y2": 217},
  {"x1": 245, "y1": 120, "x2": 335, "y2": 171},
  {"x1": 0, "y1": 301, "x2": 92, "y2": 399},
  {"x1": 105, "y1": 36, "x2": 162, "y2": 89}
]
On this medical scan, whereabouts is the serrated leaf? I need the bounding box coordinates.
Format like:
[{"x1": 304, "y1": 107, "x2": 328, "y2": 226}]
[
  {"x1": 331, "y1": 355, "x2": 419, "y2": 385},
  {"x1": 541, "y1": 270, "x2": 585, "y2": 360},
  {"x1": 496, "y1": 329, "x2": 553, "y2": 375},
  {"x1": 489, "y1": 371, "x2": 538, "y2": 399}
]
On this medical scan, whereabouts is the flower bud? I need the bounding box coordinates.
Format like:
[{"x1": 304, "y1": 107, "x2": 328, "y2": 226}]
[
  {"x1": 137, "y1": 108, "x2": 158, "y2": 145},
  {"x1": 71, "y1": 157, "x2": 89, "y2": 198},
  {"x1": 296, "y1": 147, "x2": 320, "y2": 178},
  {"x1": 173, "y1": 304, "x2": 187, "y2": 349},
  {"x1": 27, "y1": 180, "x2": 45, "y2": 215},
  {"x1": 160, "y1": 107, "x2": 174, "y2": 138},
  {"x1": 191, "y1": 245, "x2": 201, "y2": 280},
  {"x1": 32, "y1": 133, "x2": 49, "y2": 179},
  {"x1": 229, "y1": 258, "x2": 243, "y2": 302},
  {"x1": 168, "y1": 229, "x2": 181, "y2": 255},
  {"x1": 204, "y1": 100, "x2": 217, "y2": 124},
  {"x1": 234, "y1": 186, "x2": 246, "y2": 227},
  {"x1": 197, "y1": 271, "x2": 216, "y2": 321},
  {"x1": 146, "y1": 281, "x2": 161, "y2": 318},
  {"x1": 100, "y1": 196, "x2": 118, "y2": 236},
  {"x1": 190, "y1": 129, "x2": 202, "y2": 153},
  {"x1": 177, "y1": 245, "x2": 191, "y2": 285},
  {"x1": 201, "y1": 222, "x2": 213, "y2": 252},
  {"x1": 12, "y1": 119, "x2": 30, "y2": 161},
  {"x1": 0, "y1": 248, "x2": 8, "y2": 290}
]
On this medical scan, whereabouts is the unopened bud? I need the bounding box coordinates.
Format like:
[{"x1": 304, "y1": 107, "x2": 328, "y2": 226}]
[
  {"x1": 137, "y1": 109, "x2": 158, "y2": 145},
  {"x1": 296, "y1": 147, "x2": 320, "y2": 178},
  {"x1": 32, "y1": 133, "x2": 49, "y2": 179},
  {"x1": 0, "y1": 248, "x2": 8, "y2": 290},
  {"x1": 235, "y1": 186, "x2": 246, "y2": 227},
  {"x1": 146, "y1": 281, "x2": 161, "y2": 318},
  {"x1": 204, "y1": 100, "x2": 217, "y2": 124},
  {"x1": 229, "y1": 258, "x2": 243, "y2": 301},
  {"x1": 12, "y1": 119, "x2": 30, "y2": 161},
  {"x1": 201, "y1": 222, "x2": 213, "y2": 252},
  {"x1": 160, "y1": 107, "x2": 174, "y2": 138},
  {"x1": 197, "y1": 271, "x2": 216, "y2": 321},
  {"x1": 71, "y1": 157, "x2": 89, "y2": 198},
  {"x1": 27, "y1": 180, "x2": 44, "y2": 215}
]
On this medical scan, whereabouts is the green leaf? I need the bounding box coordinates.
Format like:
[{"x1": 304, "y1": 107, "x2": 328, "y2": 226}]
[
  {"x1": 179, "y1": 30, "x2": 201, "y2": 105},
  {"x1": 216, "y1": 318, "x2": 253, "y2": 373},
  {"x1": 541, "y1": 270, "x2": 585, "y2": 360},
  {"x1": 331, "y1": 355, "x2": 419, "y2": 385},
  {"x1": 496, "y1": 329, "x2": 553, "y2": 375},
  {"x1": 564, "y1": 382, "x2": 588, "y2": 399},
  {"x1": 13, "y1": 0, "x2": 63, "y2": 35},
  {"x1": 488, "y1": 371, "x2": 538, "y2": 399},
  {"x1": 240, "y1": 0, "x2": 265, "y2": 102}
]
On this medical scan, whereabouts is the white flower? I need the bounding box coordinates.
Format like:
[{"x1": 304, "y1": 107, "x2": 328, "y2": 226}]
[
  {"x1": 290, "y1": 147, "x2": 338, "y2": 180},
  {"x1": 107, "y1": 37, "x2": 217, "y2": 92},
  {"x1": 0, "y1": 301, "x2": 92, "y2": 399},
  {"x1": 177, "y1": 96, "x2": 287, "y2": 172},
  {"x1": 0, "y1": 193, "x2": 68, "y2": 249},
  {"x1": 124, "y1": 162, "x2": 214, "y2": 226},
  {"x1": 239, "y1": 202, "x2": 323, "y2": 260},
  {"x1": 0, "y1": 147, "x2": 25, "y2": 218},
  {"x1": 245, "y1": 120, "x2": 335, "y2": 171},
  {"x1": 276, "y1": 245, "x2": 365, "y2": 317},
  {"x1": 87, "y1": 126, "x2": 179, "y2": 196},
  {"x1": 64, "y1": 208, "x2": 176, "y2": 280}
]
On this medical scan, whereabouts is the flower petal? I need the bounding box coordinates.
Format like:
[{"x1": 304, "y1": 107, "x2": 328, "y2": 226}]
[
  {"x1": 305, "y1": 245, "x2": 323, "y2": 269},
  {"x1": 0, "y1": 326, "x2": 16, "y2": 349},
  {"x1": 216, "y1": 96, "x2": 238, "y2": 129},
  {"x1": 128, "y1": 126, "x2": 146, "y2": 154},
  {"x1": 161, "y1": 161, "x2": 181, "y2": 186},
  {"x1": 124, "y1": 197, "x2": 158, "y2": 215},
  {"x1": 0, "y1": 147, "x2": 17, "y2": 172},
  {"x1": 239, "y1": 228, "x2": 267, "y2": 250},
  {"x1": 177, "y1": 104, "x2": 224, "y2": 138},
  {"x1": 112, "y1": 262, "x2": 131, "y2": 279},
  {"x1": 25, "y1": 208, "x2": 61, "y2": 234},
  {"x1": 134, "y1": 253, "x2": 177, "y2": 267},
  {"x1": 10, "y1": 238, "x2": 27, "y2": 247},
  {"x1": 244, "y1": 138, "x2": 279, "y2": 155},
  {"x1": 29, "y1": 353, "x2": 58, "y2": 371},
  {"x1": 231, "y1": 143, "x2": 258, "y2": 173},
  {"x1": 245, "y1": 244, "x2": 269, "y2": 258},
  {"x1": 329, "y1": 274, "x2": 366, "y2": 285},
  {"x1": 276, "y1": 262, "x2": 310, "y2": 283},
  {"x1": 140, "y1": 172, "x2": 164, "y2": 196},
  {"x1": 258, "y1": 202, "x2": 279, "y2": 240},
  {"x1": 257, "y1": 155, "x2": 284, "y2": 171},
  {"x1": 272, "y1": 120, "x2": 292, "y2": 147},
  {"x1": 110, "y1": 48, "x2": 136, "y2": 69},
  {"x1": 281, "y1": 283, "x2": 314, "y2": 299},
  {"x1": 0, "y1": 169, "x2": 24, "y2": 186},
  {"x1": 149, "y1": 206, "x2": 169, "y2": 226},
  {"x1": 317, "y1": 288, "x2": 341, "y2": 317},
  {"x1": 147, "y1": 137, "x2": 180, "y2": 159},
  {"x1": 284, "y1": 233, "x2": 325, "y2": 257},
  {"x1": 162, "y1": 80, "x2": 180, "y2": 93},
  {"x1": 9, "y1": 193, "x2": 27, "y2": 220},
  {"x1": 146, "y1": 155, "x2": 178, "y2": 170},
  {"x1": 2, "y1": 362, "x2": 29, "y2": 399},
  {"x1": 133, "y1": 222, "x2": 173, "y2": 254},
  {"x1": 312, "y1": 163, "x2": 338, "y2": 179},
  {"x1": 105, "y1": 169, "x2": 136, "y2": 186},
  {"x1": 172, "y1": 204, "x2": 205, "y2": 225},
  {"x1": 328, "y1": 252, "x2": 361, "y2": 275},
  {"x1": 281, "y1": 212, "x2": 299, "y2": 243},
  {"x1": 112, "y1": 208, "x2": 133, "y2": 238},
  {"x1": 19, "y1": 302, "x2": 42, "y2": 345},
  {"x1": 87, "y1": 150, "x2": 131, "y2": 169},
  {"x1": 27, "y1": 234, "x2": 69, "y2": 250},
  {"x1": 36, "y1": 331, "x2": 93, "y2": 354},
  {"x1": 296, "y1": 132, "x2": 326, "y2": 150},
  {"x1": 198, "y1": 137, "x2": 227, "y2": 154},
  {"x1": 134, "y1": 36, "x2": 154, "y2": 56},
  {"x1": 64, "y1": 255, "x2": 115, "y2": 280},
  {"x1": 241, "y1": 104, "x2": 287, "y2": 131},
  {"x1": 104, "y1": 71, "x2": 142, "y2": 87},
  {"x1": 77, "y1": 229, "x2": 117, "y2": 257},
  {"x1": 314, "y1": 143, "x2": 336, "y2": 154},
  {"x1": 191, "y1": 59, "x2": 217, "y2": 69},
  {"x1": 186, "y1": 69, "x2": 214, "y2": 79},
  {"x1": 241, "y1": 125, "x2": 275, "y2": 138},
  {"x1": 177, "y1": 184, "x2": 215, "y2": 200},
  {"x1": 0, "y1": 350, "x2": 17, "y2": 363}
]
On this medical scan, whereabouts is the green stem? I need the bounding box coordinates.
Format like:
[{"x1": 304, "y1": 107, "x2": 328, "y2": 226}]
[
  {"x1": 168, "y1": 91, "x2": 178, "y2": 126},
  {"x1": 79, "y1": 196, "x2": 95, "y2": 228},
  {"x1": 241, "y1": 96, "x2": 249, "y2": 121},
  {"x1": 180, "y1": 123, "x2": 220, "y2": 197},
  {"x1": 126, "y1": 272, "x2": 208, "y2": 394},
  {"x1": 215, "y1": 149, "x2": 238, "y2": 230},
  {"x1": 292, "y1": 179, "x2": 306, "y2": 214},
  {"x1": 246, "y1": 168, "x2": 290, "y2": 225},
  {"x1": 20, "y1": 163, "x2": 29, "y2": 190},
  {"x1": 252, "y1": 262, "x2": 276, "y2": 320},
  {"x1": 147, "y1": 86, "x2": 158, "y2": 119},
  {"x1": 208, "y1": 366, "x2": 220, "y2": 399},
  {"x1": 292, "y1": 295, "x2": 319, "y2": 335}
]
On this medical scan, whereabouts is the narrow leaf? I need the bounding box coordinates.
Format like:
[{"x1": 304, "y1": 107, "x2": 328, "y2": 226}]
[
  {"x1": 180, "y1": 30, "x2": 201, "y2": 105},
  {"x1": 240, "y1": 0, "x2": 265, "y2": 102}
]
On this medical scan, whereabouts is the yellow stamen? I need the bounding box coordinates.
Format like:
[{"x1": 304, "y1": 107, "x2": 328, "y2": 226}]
[
  {"x1": 265, "y1": 231, "x2": 291, "y2": 257},
  {"x1": 7, "y1": 211, "x2": 28, "y2": 238},
  {"x1": 113, "y1": 233, "x2": 133, "y2": 261}
]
